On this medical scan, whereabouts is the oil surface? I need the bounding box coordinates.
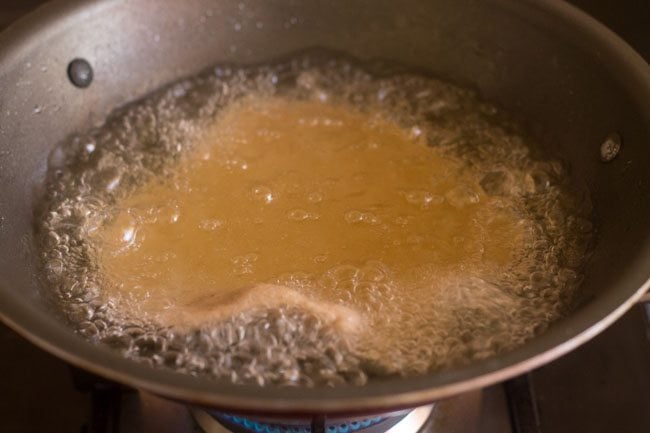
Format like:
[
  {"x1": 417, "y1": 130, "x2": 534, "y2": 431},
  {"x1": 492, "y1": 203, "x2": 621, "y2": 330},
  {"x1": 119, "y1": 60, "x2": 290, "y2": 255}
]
[{"x1": 38, "y1": 52, "x2": 593, "y2": 386}]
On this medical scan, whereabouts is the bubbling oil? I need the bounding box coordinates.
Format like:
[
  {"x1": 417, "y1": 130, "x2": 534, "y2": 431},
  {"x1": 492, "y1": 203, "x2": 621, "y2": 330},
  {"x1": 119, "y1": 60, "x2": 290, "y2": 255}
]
[{"x1": 38, "y1": 51, "x2": 593, "y2": 386}]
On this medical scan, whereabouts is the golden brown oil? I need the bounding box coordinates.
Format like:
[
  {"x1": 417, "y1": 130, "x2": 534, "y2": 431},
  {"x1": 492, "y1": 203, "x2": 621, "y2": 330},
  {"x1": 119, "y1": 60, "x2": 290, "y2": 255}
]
[
  {"x1": 39, "y1": 53, "x2": 593, "y2": 385},
  {"x1": 99, "y1": 97, "x2": 527, "y2": 333}
]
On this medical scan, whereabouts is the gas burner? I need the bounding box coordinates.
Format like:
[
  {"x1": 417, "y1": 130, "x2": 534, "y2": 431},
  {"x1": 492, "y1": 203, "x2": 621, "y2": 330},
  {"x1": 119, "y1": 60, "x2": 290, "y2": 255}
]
[{"x1": 191, "y1": 406, "x2": 435, "y2": 433}]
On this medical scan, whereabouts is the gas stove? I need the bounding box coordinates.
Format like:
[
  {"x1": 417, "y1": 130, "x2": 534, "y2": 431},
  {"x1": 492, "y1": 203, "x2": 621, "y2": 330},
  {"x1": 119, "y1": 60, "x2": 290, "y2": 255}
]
[{"x1": 1, "y1": 2, "x2": 649, "y2": 433}]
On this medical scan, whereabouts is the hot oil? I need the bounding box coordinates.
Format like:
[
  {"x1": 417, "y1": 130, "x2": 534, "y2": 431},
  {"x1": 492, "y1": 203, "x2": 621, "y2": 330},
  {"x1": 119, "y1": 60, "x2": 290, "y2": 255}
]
[
  {"x1": 99, "y1": 97, "x2": 525, "y2": 325},
  {"x1": 38, "y1": 52, "x2": 593, "y2": 386}
]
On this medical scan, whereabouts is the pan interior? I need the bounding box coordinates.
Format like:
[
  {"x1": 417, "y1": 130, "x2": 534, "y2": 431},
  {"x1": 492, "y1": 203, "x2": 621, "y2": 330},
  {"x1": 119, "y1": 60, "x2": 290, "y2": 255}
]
[{"x1": 37, "y1": 51, "x2": 592, "y2": 387}]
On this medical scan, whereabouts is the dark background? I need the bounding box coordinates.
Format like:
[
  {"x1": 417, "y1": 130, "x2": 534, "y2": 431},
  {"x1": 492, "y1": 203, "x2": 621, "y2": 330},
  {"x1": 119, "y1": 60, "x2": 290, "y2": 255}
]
[{"x1": 0, "y1": 1, "x2": 648, "y2": 432}]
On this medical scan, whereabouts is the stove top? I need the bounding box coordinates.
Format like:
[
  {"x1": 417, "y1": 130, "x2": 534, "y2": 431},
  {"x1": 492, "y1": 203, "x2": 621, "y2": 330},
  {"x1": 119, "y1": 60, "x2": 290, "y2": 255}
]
[{"x1": 1, "y1": 2, "x2": 649, "y2": 433}]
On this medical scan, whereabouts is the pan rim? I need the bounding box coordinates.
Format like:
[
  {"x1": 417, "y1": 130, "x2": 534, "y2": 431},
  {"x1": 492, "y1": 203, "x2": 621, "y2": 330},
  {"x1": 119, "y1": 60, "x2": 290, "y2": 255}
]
[{"x1": 0, "y1": 0, "x2": 649, "y2": 414}]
